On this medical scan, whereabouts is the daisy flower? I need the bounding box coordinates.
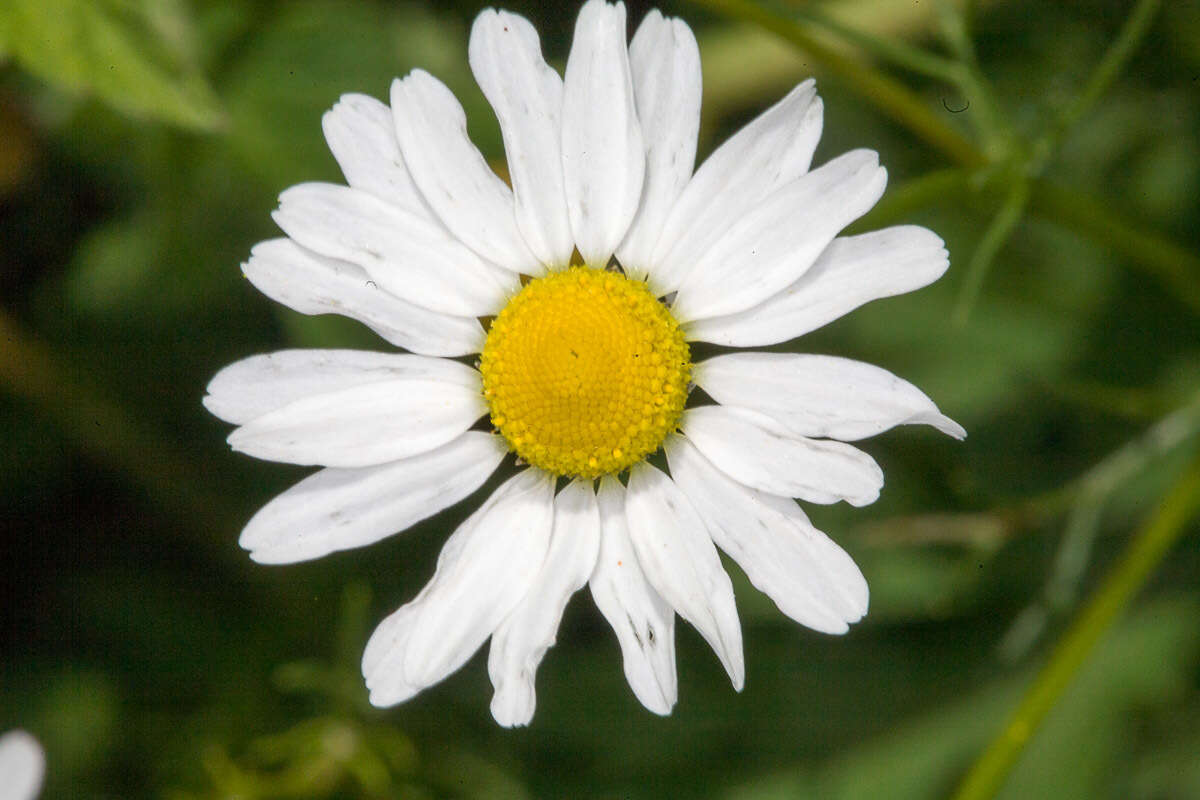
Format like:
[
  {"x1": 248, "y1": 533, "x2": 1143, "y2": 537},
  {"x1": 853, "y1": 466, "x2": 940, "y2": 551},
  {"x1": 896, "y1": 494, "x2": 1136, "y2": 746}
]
[
  {"x1": 0, "y1": 730, "x2": 45, "y2": 800},
  {"x1": 205, "y1": 0, "x2": 963, "y2": 726}
]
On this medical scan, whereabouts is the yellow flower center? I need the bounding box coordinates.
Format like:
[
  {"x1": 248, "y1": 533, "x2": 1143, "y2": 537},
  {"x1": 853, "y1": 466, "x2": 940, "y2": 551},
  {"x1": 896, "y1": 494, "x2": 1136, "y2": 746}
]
[{"x1": 480, "y1": 266, "x2": 691, "y2": 479}]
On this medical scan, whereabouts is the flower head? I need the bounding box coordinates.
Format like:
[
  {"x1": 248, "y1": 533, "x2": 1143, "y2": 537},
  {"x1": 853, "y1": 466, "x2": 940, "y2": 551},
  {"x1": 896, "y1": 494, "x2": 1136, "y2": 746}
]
[{"x1": 205, "y1": 0, "x2": 963, "y2": 726}]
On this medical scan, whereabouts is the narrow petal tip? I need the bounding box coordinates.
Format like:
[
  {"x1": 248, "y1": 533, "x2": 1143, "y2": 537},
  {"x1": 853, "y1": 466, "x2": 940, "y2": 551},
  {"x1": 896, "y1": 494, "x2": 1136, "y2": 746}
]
[{"x1": 931, "y1": 413, "x2": 968, "y2": 440}]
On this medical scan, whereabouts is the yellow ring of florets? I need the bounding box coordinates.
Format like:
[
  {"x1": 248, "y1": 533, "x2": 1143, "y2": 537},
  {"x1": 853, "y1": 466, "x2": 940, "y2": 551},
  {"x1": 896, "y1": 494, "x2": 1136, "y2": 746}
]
[{"x1": 480, "y1": 266, "x2": 691, "y2": 479}]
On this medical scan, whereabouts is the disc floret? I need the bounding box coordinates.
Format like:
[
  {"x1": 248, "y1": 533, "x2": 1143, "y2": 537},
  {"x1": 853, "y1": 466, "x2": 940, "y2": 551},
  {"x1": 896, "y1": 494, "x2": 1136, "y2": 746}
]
[{"x1": 480, "y1": 267, "x2": 691, "y2": 479}]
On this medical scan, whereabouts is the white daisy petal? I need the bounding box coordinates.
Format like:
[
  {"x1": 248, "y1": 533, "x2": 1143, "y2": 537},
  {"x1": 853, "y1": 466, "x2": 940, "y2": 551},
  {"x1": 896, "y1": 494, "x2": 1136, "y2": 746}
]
[
  {"x1": 488, "y1": 479, "x2": 601, "y2": 727},
  {"x1": 0, "y1": 730, "x2": 45, "y2": 800},
  {"x1": 390, "y1": 71, "x2": 541, "y2": 274},
  {"x1": 273, "y1": 183, "x2": 515, "y2": 317},
  {"x1": 685, "y1": 226, "x2": 950, "y2": 346},
  {"x1": 625, "y1": 463, "x2": 745, "y2": 690},
  {"x1": 204, "y1": 349, "x2": 478, "y2": 425},
  {"x1": 681, "y1": 406, "x2": 883, "y2": 507},
  {"x1": 671, "y1": 149, "x2": 887, "y2": 322},
  {"x1": 239, "y1": 432, "x2": 507, "y2": 564},
  {"x1": 615, "y1": 10, "x2": 701, "y2": 279},
  {"x1": 362, "y1": 469, "x2": 555, "y2": 706},
  {"x1": 470, "y1": 9, "x2": 572, "y2": 268},
  {"x1": 322, "y1": 93, "x2": 425, "y2": 212},
  {"x1": 665, "y1": 436, "x2": 867, "y2": 633},
  {"x1": 561, "y1": 0, "x2": 645, "y2": 265},
  {"x1": 589, "y1": 476, "x2": 678, "y2": 715},
  {"x1": 648, "y1": 80, "x2": 822, "y2": 293},
  {"x1": 225, "y1": 358, "x2": 486, "y2": 468},
  {"x1": 360, "y1": 603, "x2": 422, "y2": 706},
  {"x1": 694, "y1": 353, "x2": 965, "y2": 441},
  {"x1": 242, "y1": 238, "x2": 484, "y2": 358}
]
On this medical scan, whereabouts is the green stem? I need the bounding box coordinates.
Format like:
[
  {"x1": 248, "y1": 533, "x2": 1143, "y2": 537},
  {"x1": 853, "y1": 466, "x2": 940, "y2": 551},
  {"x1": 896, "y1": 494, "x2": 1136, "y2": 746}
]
[
  {"x1": 931, "y1": 0, "x2": 1010, "y2": 151},
  {"x1": 1012, "y1": 393, "x2": 1200, "y2": 527},
  {"x1": 1000, "y1": 392, "x2": 1200, "y2": 659},
  {"x1": 688, "y1": 0, "x2": 985, "y2": 166},
  {"x1": 690, "y1": 0, "x2": 1200, "y2": 316},
  {"x1": 952, "y1": 452, "x2": 1200, "y2": 800},
  {"x1": 952, "y1": 178, "x2": 1029, "y2": 325},
  {"x1": 789, "y1": 5, "x2": 966, "y2": 85},
  {"x1": 1034, "y1": 0, "x2": 1161, "y2": 166},
  {"x1": 932, "y1": 0, "x2": 977, "y2": 64}
]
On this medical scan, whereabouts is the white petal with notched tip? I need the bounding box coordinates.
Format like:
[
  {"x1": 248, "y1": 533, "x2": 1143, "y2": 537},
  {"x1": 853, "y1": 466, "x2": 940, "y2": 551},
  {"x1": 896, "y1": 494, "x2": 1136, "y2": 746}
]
[
  {"x1": 589, "y1": 476, "x2": 678, "y2": 715},
  {"x1": 488, "y1": 480, "x2": 600, "y2": 726},
  {"x1": 363, "y1": 469, "x2": 555, "y2": 706},
  {"x1": 625, "y1": 463, "x2": 745, "y2": 690}
]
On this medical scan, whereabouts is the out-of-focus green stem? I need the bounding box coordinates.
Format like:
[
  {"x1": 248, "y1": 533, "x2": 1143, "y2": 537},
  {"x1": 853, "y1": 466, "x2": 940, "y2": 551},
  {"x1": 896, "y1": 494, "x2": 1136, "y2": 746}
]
[
  {"x1": 931, "y1": 0, "x2": 1010, "y2": 152},
  {"x1": 790, "y1": 5, "x2": 965, "y2": 84},
  {"x1": 1029, "y1": 181, "x2": 1200, "y2": 314},
  {"x1": 692, "y1": 0, "x2": 1200, "y2": 316},
  {"x1": 1060, "y1": 0, "x2": 1159, "y2": 128},
  {"x1": 1034, "y1": 0, "x2": 1161, "y2": 166},
  {"x1": 952, "y1": 178, "x2": 1029, "y2": 326},
  {"x1": 867, "y1": 171, "x2": 1200, "y2": 318},
  {"x1": 952, "y1": 452, "x2": 1200, "y2": 800},
  {"x1": 858, "y1": 393, "x2": 1200, "y2": 549},
  {"x1": 1012, "y1": 393, "x2": 1200, "y2": 526},
  {"x1": 999, "y1": 392, "x2": 1200, "y2": 659},
  {"x1": 689, "y1": 0, "x2": 985, "y2": 167}
]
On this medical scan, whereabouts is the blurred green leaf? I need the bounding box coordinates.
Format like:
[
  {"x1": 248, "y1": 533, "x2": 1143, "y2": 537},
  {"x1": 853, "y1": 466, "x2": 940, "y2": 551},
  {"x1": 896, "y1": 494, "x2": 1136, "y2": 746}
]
[{"x1": 0, "y1": 0, "x2": 223, "y2": 129}]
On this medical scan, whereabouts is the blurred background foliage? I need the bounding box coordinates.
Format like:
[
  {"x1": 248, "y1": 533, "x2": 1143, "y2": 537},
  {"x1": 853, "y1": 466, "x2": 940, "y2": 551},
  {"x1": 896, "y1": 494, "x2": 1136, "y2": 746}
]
[{"x1": 2, "y1": 0, "x2": 1199, "y2": 797}]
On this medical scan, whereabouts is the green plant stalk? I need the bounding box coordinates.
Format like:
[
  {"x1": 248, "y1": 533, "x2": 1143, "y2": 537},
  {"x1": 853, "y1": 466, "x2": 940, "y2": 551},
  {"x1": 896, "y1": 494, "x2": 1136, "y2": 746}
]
[
  {"x1": 1004, "y1": 393, "x2": 1200, "y2": 531},
  {"x1": 1035, "y1": 0, "x2": 1161, "y2": 165},
  {"x1": 790, "y1": 5, "x2": 966, "y2": 84},
  {"x1": 932, "y1": 0, "x2": 976, "y2": 63},
  {"x1": 952, "y1": 179, "x2": 1029, "y2": 325},
  {"x1": 952, "y1": 452, "x2": 1200, "y2": 800},
  {"x1": 691, "y1": 0, "x2": 1200, "y2": 315},
  {"x1": 689, "y1": 0, "x2": 985, "y2": 166},
  {"x1": 931, "y1": 0, "x2": 1010, "y2": 151}
]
